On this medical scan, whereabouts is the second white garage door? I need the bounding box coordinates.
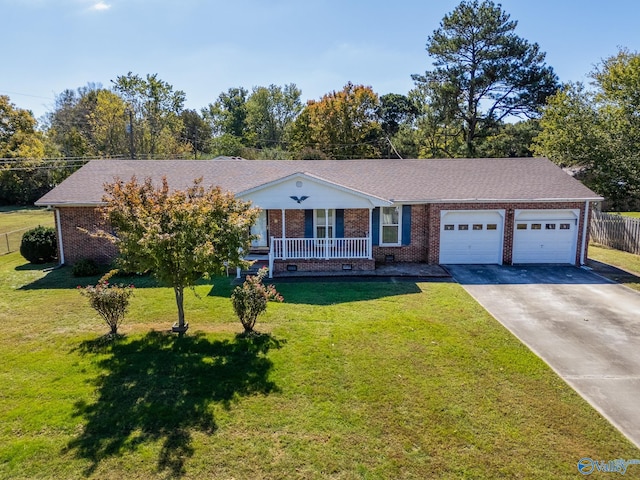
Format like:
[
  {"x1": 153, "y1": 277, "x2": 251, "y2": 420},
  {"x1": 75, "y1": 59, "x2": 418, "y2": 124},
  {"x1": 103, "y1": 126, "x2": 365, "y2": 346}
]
[
  {"x1": 512, "y1": 209, "x2": 580, "y2": 264},
  {"x1": 439, "y1": 210, "x2": 505, "y2": 264}
]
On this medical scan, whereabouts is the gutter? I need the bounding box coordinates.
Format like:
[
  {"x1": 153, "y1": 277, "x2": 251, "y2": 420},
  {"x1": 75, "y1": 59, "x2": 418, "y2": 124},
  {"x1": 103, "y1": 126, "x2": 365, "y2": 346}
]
[{"x1": 395, "y1": 197, "x2": 604, "y2": 205}]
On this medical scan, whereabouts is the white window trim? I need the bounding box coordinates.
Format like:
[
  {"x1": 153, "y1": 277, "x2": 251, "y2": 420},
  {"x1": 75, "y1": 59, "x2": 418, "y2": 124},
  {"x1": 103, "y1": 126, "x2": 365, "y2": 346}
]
[
  {"x1": 314, "y1": 209, "x2": 335, "y2": 239},
  {"x1": 380, "y1": 205, "x2": 402, "y2": 246}
]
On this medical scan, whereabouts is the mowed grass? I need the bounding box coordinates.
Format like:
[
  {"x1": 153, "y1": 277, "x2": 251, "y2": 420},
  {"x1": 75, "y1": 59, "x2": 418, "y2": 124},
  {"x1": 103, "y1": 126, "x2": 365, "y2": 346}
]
[
  {"x1": 0, "y1": 206, "x2": 55, "y2": 234},
  {"x1": 0, "y1": 207, "x2": 55, "y2": 255},
  {"x1": 1, "y1": 252, "x2": 638, "y2": 479},
  {"x1": 589, "y1": 244, "x2": 640, "y2": 291}
]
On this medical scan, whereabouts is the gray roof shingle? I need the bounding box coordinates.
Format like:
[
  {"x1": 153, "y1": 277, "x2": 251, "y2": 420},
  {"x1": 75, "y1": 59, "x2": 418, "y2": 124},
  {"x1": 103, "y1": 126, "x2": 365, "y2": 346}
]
[{"x1": 35, "y1": 157, "x2": 602, "y2": 206}]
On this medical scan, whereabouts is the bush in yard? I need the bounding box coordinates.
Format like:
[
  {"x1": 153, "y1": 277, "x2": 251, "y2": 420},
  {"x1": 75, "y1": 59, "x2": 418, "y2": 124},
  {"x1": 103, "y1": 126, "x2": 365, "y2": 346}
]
[
  {"x1": 79, "y1": 270, "x2": 134, "y2": 335},
  {"x1": 72, "y1": 258, "x2": 100, "y2": 277},
  {"x1": 231, "y1": 267, "x2": 283, "y2": 334},
  {"x1": 20, "y1": 225, "x2": 57, "y2": 264}
]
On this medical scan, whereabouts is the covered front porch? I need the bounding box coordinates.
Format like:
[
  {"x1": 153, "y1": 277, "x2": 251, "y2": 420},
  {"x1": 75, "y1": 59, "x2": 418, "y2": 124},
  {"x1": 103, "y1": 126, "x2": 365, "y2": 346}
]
[{"x1": 237, "y1": 172, "x2": 393, "y2": 278}]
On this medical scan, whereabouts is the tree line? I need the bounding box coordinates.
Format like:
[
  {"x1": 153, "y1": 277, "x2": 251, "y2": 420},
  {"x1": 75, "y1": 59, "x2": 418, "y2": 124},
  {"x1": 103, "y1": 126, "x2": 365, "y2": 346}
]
[{"x1": 1, "y1": 0, "x2": 639, "y2": 209}]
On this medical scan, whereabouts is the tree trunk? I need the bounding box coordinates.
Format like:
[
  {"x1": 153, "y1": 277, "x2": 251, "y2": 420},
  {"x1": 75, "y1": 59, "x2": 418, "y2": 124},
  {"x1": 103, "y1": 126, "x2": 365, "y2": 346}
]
[{"x1": 174, "y1": 285, "x2": 186, "y2": 334}]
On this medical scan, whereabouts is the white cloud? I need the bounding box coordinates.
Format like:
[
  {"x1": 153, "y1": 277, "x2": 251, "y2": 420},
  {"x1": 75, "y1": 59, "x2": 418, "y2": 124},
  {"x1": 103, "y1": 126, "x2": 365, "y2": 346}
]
[{"x1": 90, "y1": 1, "x2": 111, "y2": 11}]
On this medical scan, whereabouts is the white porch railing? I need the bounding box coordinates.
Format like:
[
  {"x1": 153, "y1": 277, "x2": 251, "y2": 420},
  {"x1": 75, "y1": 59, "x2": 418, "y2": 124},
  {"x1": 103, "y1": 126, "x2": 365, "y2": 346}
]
[
  {"x1": 271, "y1": 237, "x2": 370, "y2": 260},
  {"x1": 267, "y1": 237, "x2": 371, "y2": 277}
]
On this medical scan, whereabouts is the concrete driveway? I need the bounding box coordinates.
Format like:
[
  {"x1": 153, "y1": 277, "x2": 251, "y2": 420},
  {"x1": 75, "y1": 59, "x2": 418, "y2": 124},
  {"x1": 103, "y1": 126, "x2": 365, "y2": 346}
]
[{"x1": 446, "y1": 264, "x2": 640, "y2": 448}]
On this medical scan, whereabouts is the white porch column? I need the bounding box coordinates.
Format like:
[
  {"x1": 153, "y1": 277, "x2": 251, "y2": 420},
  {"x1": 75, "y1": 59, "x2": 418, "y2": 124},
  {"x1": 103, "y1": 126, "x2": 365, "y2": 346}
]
[
  {"x1": 324, "y1": 208, "x2": 329, "y2": 260},
  {"x1": 269, "y1": 237, "x2": 274, "y2": 278},
  {"x1": 368, "y1": 208, "x2": 373, "y2": 259},
  {"x1": 281, "y1": 209, "x2": 287, "y2": 259}
]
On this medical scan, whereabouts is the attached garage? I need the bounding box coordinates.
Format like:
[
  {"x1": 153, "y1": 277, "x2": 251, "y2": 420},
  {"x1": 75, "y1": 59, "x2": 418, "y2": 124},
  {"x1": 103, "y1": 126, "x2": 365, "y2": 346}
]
[
  {"x1": 512, "y1": 209, "x2": 580, "y2": 264},
  {"x1": 439, "y1": 210, "x2": 505, "y2": 264}
]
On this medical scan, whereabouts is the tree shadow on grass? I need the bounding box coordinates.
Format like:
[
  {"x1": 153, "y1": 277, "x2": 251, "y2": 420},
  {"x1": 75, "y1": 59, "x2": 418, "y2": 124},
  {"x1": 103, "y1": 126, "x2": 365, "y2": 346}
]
[
  {"x1": 66, "y1": 331, "x2": 283, "y2": 478},
  {"x1": 210, "y1": 278, "x2": 425, "y2": 306},
  {"x1": 17, "y1": 263, "x2": 162, "y2": 290}
]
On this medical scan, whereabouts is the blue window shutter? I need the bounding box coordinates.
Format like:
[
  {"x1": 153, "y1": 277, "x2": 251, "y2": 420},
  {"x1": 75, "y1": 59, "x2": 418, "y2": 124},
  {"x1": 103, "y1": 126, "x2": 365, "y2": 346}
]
[
  {"x1": 304, "y1": 210, "x2": 314, "y2": 238},
  {"x1": 401, "y1": 205, "x2": 412, "y2": 246},
  {"x1": 372, "y1": 208, "x2": 380, "y2": 246},
  {"x1": 336, "y1": 209, "x2": 344, "y2": 238}
]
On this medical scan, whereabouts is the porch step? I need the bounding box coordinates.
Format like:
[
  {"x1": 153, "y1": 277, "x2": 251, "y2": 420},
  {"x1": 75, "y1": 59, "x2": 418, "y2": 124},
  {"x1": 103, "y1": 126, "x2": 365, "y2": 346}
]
[{"x1": 239, "y1": 259, "x2": 269, "y2": 277}]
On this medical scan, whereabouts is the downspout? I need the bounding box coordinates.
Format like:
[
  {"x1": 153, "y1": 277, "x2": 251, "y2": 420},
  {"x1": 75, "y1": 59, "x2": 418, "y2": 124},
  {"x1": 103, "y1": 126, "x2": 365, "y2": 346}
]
[
  {"x1": 55, "y1": 207, "x2": 65, "y2": 265},
  {"x1": 580, "y1": 200, "x2": 590, "y2": 265}
]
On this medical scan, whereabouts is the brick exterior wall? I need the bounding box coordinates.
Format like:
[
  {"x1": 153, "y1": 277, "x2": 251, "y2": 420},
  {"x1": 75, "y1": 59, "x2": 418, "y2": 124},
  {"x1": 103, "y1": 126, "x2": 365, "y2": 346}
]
[
  {"x1": 344, "y1": 209, "x2": 370, "y2": 238},
  {"x1": 57, "y1": 206, "x2": 117, "y2": 265},
  {"x1": 425, "y1": 202, "x2": 588, "y2": 265},
  {"x1": 373, "y1": 204, "x2": 429, "y2": 263},
  {"x1": 57, "y1": 202, "x2": 592, "y2": 269}
]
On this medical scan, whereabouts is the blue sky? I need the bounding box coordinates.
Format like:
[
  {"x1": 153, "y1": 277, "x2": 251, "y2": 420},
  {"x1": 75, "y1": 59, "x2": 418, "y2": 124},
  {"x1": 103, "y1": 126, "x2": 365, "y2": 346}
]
[{"x1": 2, "y1": 0, "x2": 639, "y2": 120}]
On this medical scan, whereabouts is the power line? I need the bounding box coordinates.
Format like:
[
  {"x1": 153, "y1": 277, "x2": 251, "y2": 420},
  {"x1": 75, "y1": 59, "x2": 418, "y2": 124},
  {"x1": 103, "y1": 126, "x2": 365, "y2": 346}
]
[{"x1": 0, "y1": 90, "x2": 55, "y2": 101}]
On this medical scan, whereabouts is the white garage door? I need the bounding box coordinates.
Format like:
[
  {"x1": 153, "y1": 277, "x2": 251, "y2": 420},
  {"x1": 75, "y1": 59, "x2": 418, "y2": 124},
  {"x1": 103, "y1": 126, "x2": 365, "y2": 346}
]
[
  {"x1": 439, "y1": 210, "x2": 505, "y2": 264},
  {"x1": 512, "y1": 209, "x2": 579, "y2": 264}
]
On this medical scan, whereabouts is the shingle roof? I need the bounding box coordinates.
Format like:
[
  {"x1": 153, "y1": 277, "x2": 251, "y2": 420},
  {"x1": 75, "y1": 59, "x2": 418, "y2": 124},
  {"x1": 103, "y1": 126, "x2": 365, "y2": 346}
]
[{"x1": 35, "y1": 157, "x2": 602, "y2": 207}]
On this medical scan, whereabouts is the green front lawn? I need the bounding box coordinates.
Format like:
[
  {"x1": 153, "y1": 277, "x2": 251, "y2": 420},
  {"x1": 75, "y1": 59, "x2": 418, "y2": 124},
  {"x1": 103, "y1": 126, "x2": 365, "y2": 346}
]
[{"x1": 0, "y1": 251, "x2": 637, "y2": 479}]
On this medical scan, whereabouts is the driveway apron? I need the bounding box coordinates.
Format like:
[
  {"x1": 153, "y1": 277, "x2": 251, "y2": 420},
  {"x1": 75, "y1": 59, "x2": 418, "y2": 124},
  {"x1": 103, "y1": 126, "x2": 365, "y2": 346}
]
[{"x1": 447, "y1": 265, "x2": 640, "y2": 449}]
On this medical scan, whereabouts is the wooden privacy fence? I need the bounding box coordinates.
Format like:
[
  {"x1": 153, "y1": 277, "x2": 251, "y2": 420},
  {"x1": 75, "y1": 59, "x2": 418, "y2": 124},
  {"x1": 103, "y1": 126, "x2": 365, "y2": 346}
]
[
  {"x1": 590, "y1": 210, "x2": 640, "y2": 255},
  {"x1": 0, "y1": 227, "x2": 28, "y2": 255}
]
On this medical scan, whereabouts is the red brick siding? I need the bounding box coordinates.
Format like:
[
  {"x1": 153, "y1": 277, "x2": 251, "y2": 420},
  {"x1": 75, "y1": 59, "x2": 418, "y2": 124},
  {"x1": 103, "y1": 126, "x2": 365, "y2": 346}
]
[
  {"x1": 268, "y1": 209, "x2": 371, "y2": 239},
  {"x1": 426, "y1": 202, "x2": 587, "y2": 265},
  {"x1": 273, "y1": 258, "x2": 375, "y2": 273},
  {"x1": 344, "y1": 209, "x2": 370, "y2": 238},
  {"x1": 57, "y1": 206, "x2": 117, "y2": 265},
  {"x1": 58, "y1": 202, "x2": 592, "y2": 268},
  {"x1": 373, "y1": 204, "x2": 429, "y2": 263}
]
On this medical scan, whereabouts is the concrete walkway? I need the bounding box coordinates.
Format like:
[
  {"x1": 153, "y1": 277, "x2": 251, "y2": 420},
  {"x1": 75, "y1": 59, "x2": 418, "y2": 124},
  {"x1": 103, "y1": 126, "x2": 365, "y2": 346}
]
[{"x1": 446, "y1": 265, "x2": 640, "y2": 449}]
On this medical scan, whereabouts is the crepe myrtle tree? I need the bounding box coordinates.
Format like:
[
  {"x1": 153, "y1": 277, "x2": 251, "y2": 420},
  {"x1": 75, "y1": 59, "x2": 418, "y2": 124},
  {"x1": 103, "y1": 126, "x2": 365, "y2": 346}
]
[{"x1": 101, "y1": 176, "x2": 259, "y2": 333}]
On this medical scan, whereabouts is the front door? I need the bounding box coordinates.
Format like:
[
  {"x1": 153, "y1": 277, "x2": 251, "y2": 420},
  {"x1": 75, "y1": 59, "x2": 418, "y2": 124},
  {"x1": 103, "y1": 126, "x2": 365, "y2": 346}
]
[{"x1": 251, "y1": 210, "x2": 268, "y2": 248}]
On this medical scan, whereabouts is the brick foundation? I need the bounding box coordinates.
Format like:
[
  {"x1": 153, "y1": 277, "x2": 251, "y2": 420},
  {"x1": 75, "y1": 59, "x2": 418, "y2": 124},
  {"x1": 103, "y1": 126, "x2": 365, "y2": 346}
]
[{"x1": 273, "y1": 258, "x2": 375, "y2": 273}]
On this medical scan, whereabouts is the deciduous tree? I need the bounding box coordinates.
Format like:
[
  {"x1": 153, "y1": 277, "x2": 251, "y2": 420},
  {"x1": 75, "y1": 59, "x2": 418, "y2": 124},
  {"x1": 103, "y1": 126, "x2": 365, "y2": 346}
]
[
  {"x1": 112, "y1": 72, "x2": 189, "y2": 157},
  {"x1": 290, "y1": 82, "x2": 382, "y2": 159},
  {"x1": 245, "y1": 84, "x2": 302, "y2": 149},
  {"x1": 535, "y1": 48, "x2": 640, "y2": 209},
  {"x1": 0, "y1": 95, "x2": 51, "y2": 204},
  {"x1": 102, "y1": 176, "x2": 259, "y2": 333}
]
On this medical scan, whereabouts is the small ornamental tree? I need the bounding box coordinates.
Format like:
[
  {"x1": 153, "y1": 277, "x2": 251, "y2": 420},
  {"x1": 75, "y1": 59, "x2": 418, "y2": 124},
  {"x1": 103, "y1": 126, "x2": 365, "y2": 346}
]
[
  {"x1": 101, "y1": 176, "x2": 259, "y2": 333},
  {"x1": 79, "y1": 270, "x2": 134, "y2": 335},
  {"x1": 231, "y1": 268, "x2": 283, "y2": 334}
]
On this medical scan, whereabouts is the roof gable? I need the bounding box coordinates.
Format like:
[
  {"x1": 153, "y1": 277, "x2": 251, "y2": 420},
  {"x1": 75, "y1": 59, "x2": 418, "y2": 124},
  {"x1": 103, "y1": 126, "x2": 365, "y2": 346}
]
[{"x1": 237, "y1": 172, "x2": 392, "y2": 209}]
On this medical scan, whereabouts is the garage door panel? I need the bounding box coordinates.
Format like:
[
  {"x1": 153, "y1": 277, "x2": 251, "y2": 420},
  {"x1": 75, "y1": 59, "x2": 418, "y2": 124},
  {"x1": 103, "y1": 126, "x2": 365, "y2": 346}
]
[
  {"x1": 439, "y1": 211, "x2": 504, "y2": 264},
  {"x1": 512, "y1": 212, "x2": 578, "y2": 264}
]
